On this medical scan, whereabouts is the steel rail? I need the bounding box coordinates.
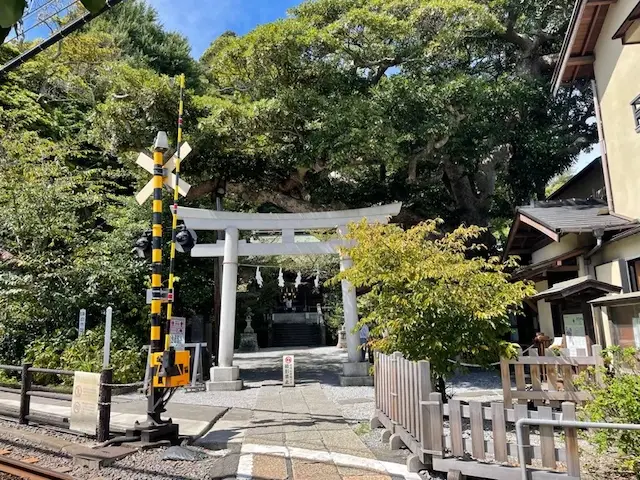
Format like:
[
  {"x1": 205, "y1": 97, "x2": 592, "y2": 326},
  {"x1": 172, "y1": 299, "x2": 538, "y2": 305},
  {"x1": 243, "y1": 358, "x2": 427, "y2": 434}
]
[
  {"x1": 0, "y1": 455, "x2": 74, "y2": 480},
  {"x1": 516, "y1": 417, "x2": 640, "y2": 479}
]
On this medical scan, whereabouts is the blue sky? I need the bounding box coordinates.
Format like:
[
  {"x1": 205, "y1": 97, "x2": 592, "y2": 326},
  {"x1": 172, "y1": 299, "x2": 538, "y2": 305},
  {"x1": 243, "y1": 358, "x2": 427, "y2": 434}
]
[{"x1": 147, "y1": 0, "x2": 302, "y2": 58}]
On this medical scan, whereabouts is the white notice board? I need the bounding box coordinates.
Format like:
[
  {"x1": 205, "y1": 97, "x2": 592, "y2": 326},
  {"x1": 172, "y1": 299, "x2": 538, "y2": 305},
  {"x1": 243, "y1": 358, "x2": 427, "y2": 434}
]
[
  {"x1": 563, "y1": 313, "x2": 587, "y2": 356},
  {"x1": 170, "y1": 317, "x2": 186, "y2": 350},
  {"x1": 70, "y1": 371, "x2": 100, "y2": 435},
  {"x1": 283, "y1": 355, "x2": 295, "y2": 387}
]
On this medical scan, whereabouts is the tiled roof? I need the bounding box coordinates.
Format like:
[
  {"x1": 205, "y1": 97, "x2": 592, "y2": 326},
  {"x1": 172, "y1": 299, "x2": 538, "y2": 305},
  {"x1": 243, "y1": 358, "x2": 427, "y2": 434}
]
[{"x1": 518, "y1": 199, "x2": 635, "y2": 234}]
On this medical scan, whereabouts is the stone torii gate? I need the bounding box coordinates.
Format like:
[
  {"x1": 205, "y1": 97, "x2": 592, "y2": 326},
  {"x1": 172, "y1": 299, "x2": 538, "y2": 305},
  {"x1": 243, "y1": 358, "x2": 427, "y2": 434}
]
[{"x1": 177, "y1": 203, "x2": 402, "y2": 390}]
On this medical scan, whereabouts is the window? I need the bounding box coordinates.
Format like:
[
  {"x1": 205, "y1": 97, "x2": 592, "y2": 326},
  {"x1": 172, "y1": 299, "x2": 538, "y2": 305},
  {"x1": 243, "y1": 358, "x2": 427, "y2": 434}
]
[
  {"x1": 628, "y1": 258, "x2": 640, "y2": 291},
  {"x1": 632, "y1": 94, "x2": 640, "y2": 133}
]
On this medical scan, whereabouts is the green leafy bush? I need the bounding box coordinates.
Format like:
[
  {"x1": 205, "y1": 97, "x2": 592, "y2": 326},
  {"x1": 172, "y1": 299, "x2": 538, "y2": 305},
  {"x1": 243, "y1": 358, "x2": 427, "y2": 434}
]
[
  {"x1": 25, "y1": 327, "x2": 145, "y2": 386},
  {"x1": 578, "y1": 346, "x2": 640, "y2": 473}
]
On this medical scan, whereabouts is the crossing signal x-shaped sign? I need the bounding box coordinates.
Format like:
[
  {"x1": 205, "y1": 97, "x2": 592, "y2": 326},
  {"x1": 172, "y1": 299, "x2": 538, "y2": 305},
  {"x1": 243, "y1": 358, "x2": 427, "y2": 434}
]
[{"x1": 135, "y1": 143, "x2": 192, "y2": 205}]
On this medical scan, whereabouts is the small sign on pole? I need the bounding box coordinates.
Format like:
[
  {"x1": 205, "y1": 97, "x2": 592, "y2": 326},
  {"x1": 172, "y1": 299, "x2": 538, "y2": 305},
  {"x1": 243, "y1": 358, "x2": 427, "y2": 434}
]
[
  {"x1": 78, "y1": 309, "x2": 86, "y2": 336},
  {"x1": 283, "y1": 355, "x2": 295, "y2": 387},
  {"x1": 170, "y1": 317, "x2": 186, "y2": 351},
  {"x1": 70, "y1": 371, "x2": 100, "y2": 435}
]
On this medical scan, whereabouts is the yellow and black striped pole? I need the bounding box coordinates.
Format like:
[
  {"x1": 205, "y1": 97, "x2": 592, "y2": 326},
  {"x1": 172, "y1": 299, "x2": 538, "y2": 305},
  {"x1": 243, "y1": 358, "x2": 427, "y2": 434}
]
[
  {"x1": 148, "y1": 131, "x2": 168, "y2": 421},
  {"x1": 165, "y1": 74, "x2": 185, "y2": 350}
]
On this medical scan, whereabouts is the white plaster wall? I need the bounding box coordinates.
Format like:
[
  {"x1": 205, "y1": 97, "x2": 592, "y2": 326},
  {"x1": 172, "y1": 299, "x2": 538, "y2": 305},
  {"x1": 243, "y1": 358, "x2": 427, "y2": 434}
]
[
  {"x1": 600, "y1": 234, "x2": 640, "y2": 263},
  {"x1": 595, "y1": 260, "x2": 624, "y2": 287},
  {"x1": 531, "y1": 234, "x2": 580, "y2": 264},
  {"x1": 535, "y1": 280, "x2": 554, "y2": 338},
  {"x1": 593, "y1": 0, "x2": 640, "y2": 219}
]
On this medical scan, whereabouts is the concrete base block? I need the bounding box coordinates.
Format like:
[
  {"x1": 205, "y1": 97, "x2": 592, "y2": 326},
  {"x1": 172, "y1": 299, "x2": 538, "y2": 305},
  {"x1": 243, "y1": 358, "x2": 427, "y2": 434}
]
[
  {"x1": 210, "y1": 366, "x2": 240, "y2": 382},
  {"x1": 342, "y1": 361, "x2": 370, "y2": 377},
  {"x1": 406, "y1": 453, "x2": 426, "y2": 473},
  {"x1": 206, "y1": 379, "x2": 243, "y2": 391},
  {"x1": 389, "y1": 433, "x2": 404, "y2": 450},
  {"x1": 370, "y1": 416, "x2": 382, "y2": 429},
  {"x1": 381, "y1": 429, "x2": 392, "y2": 443},
  {"x1": 339, "y1": 361, "x2": 373, "y2": 386},
  {"x1": 339, "y1": 375, "x2": 374, "y2": 386}
]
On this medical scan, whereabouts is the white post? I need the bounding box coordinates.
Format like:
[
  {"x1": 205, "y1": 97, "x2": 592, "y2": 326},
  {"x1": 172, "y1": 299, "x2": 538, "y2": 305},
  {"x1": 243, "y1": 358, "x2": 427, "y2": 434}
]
[
  {"x1": 218, "y1": 226, "x2": 239, "y2": 368},
  {"x1": 78, "y1": 309, "x2": 86, "y2": 336},
  {"x1": 103, "y1": 307, "x2": 112, "y2": 368},
  {"x1": 340, "y1": 254, "x2": 360, "y2": 363}
]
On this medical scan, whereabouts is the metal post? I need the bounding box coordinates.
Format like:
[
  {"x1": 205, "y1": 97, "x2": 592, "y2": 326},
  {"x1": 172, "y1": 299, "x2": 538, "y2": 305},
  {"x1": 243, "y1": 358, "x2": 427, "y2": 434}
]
[
  {"x1": 97, "y1": 368, "x2": 113, "y2": 442},
  {"x1": 103, "y1": 306, "x2": 112, "y2": 368},
  {"x1": 166, "y1": 74, "x2": 186, "y2": 350},
  {"x1": 19, "y1": 363, "x2": 32, "y2": 425},
  {"x1": 147, "y1": 131, "x2": 169, "y2": 424}
]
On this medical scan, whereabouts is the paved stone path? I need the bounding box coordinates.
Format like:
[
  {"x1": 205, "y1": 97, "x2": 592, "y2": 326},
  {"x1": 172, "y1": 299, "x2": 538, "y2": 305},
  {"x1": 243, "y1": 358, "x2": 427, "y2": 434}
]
[{"x1": 197, "y1": 383, "x2": 420, "y2": 480}]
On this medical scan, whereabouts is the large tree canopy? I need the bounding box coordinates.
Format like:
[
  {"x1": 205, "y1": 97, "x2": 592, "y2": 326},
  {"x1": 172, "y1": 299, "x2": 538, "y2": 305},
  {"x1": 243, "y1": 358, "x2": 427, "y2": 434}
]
[{"x1": 193, "y1": 0, "x2": 595, "y2": 233}]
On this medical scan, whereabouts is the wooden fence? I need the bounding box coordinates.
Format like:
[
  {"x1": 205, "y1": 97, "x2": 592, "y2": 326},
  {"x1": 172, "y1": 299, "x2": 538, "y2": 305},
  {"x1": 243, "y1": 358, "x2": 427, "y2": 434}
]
[
  {"x1": 0, "y1": 363, "x2": 113, "y2": 441},
  {"x1": 373, "y1": 351, "x2": 583, "y2": 480},
  {"x1": 500, "y1": 344, "x2": 604, "y2": 406}
]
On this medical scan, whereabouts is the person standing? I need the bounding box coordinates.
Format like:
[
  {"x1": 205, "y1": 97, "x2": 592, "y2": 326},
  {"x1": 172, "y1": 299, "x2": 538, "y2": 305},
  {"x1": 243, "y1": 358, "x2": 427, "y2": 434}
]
[{"x1": 359, "y1": 324, "x2": 369, "y2": 362}]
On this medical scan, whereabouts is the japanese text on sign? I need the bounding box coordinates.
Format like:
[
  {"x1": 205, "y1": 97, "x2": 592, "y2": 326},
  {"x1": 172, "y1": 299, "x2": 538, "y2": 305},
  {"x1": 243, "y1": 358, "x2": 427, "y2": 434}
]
[
  {"x1": 283, "y1": 355, "x2": 295, "y2": 387},
  {"x1": 170, "y1": 317, "x2": 186, "y2": 350}
]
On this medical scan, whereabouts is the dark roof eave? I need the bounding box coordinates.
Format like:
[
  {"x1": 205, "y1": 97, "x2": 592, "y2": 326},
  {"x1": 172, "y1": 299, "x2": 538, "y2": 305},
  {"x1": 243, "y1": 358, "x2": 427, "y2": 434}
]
[{"x1": 552, "y1": 0, "x2": 587, "y2": 94}]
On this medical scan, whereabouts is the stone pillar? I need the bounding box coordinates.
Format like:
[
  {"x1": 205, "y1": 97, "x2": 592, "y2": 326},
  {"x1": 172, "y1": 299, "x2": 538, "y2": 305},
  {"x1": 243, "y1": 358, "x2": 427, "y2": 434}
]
[
  {"x1": 340, "y1": 255, "x2": 361, "y2": 363},
  {"x1": 338, "y1": 236, "x2": 373, "y2": 387},
  {"x1": 207, "y1": 227, "x2": 243, "y2": 391}
]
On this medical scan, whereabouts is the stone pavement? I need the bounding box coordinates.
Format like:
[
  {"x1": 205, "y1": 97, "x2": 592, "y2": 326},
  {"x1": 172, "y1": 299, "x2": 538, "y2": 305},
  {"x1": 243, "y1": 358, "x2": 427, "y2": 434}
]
[{"x1": 197, "y1": 382, "x2": 420, "y2": 480}]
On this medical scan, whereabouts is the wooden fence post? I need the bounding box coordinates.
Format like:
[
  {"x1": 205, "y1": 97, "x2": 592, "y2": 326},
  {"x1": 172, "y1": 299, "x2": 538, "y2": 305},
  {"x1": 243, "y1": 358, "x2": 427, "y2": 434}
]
[
  {"x1": 500, "y1": 357, "x2": 512, "y2": 407},
  {"x1": 19, "y1": 363, "x2": 32, "y2": 425},
  {"x1": 491, "y1": 402, "x2": 507, "y2": 463},
  {"x1": 529, "y1": 350, "x2": 543, "y2": 407},
  {"x1": 418, "y1": 360, "x2": 431, "y2": 457},
  {"x1": 391, "y1": 352, "x2": 402, "y2": 426},
  {"x1": 562, "y1": 402, "x2": 581, "y2": 478},
  {"x1": 428, "y1": 392, "x2": 444, "y2": 458},
  {"x1": 592, "y1": 344, "x2": 604, "y2": 387},
  {"x1": 97, "y1": 368, "x2": 113, "y2": 442},
  {"x1": 514, "y1": 346, "x2": 527, "y2": 404}
]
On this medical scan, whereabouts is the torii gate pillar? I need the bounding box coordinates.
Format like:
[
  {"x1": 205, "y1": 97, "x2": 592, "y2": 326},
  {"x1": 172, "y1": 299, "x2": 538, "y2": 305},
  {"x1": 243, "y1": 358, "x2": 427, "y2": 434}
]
[{"x1": 210, "y1": 226, "x2": 243, "y2": 391}]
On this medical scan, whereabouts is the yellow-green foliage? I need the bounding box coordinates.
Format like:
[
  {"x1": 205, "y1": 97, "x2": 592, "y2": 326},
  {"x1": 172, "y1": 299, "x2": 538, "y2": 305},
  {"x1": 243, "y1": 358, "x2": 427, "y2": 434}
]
[
  {"x1": 331, "y1": 220, "x2": 534, "y2": 378},
  {"x1": 578, "y1": 347, "x2": 640, "y2": 473}
]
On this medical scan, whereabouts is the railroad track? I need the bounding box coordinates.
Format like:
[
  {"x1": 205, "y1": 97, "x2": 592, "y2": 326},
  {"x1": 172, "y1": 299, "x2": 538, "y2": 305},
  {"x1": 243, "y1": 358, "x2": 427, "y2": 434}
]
[{"x1": 0, "y1": 456, "x2": 73, "y2": 480}]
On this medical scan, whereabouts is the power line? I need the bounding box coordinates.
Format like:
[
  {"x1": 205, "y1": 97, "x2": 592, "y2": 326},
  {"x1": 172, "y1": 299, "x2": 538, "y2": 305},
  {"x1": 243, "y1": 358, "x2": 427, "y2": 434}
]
[
  {"x1": 0, "y1": 0, "x2": 128, "y2": 75},
  {"x1": 4, "y1": 0, "x2": 81, "y2": 44}
]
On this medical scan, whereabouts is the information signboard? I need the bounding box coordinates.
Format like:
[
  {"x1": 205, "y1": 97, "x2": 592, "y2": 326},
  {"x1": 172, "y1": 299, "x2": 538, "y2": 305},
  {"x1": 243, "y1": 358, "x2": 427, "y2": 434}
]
[
  {"x1": 69, "y1": 371, "x2": 100, "y2": 435},
  {"x1": 170, "y1": 317, "x2": 186, "y2": 351},
  {"x1": 283, "y1": 355, "x2": 295, "y2": 387}
]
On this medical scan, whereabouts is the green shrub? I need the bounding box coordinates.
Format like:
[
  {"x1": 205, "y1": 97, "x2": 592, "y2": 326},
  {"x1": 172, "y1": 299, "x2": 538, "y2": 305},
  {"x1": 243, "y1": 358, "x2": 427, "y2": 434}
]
[
  {"x1": 578, "y1": 346, "x2": 640, "y2": 473},
  {"x1": 25, "y1": 327, "x2": 145, "y2": 386}
]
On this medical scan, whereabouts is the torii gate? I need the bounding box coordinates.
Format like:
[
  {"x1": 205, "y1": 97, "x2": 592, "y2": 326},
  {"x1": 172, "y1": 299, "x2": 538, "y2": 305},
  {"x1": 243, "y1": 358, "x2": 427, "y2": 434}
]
[{"x1": 177, "y1": 203, "x2": 402, "y2": 390}]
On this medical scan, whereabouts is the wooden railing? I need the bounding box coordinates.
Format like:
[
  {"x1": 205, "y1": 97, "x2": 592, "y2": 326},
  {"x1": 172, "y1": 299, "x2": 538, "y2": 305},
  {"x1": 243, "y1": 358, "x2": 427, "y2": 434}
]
[
  {"x1": 0, "y1": 363, "x2": 113, "y2": 441},
  {"x1": 500, "y1": 344, "x2": 604, "y2": 406},
  {"x1": 373, "y1": 352, "x2": 433, "y2": 465},
  {"x1": 373, "y1": 351, "x2": 584, "y2": 479}
]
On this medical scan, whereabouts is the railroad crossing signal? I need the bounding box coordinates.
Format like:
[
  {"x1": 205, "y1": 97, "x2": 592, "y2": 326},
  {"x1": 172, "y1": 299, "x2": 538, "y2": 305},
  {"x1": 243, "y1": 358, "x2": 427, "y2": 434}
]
[{"x1": 135, "y1": 142, "x2": 192, "y2": 205}]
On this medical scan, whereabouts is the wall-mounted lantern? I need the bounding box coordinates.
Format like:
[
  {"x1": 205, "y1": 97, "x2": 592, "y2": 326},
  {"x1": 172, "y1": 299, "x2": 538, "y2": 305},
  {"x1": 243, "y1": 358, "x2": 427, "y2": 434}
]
[{"x1": 632, "y1": 94, "x2": 640, "y2": 133}]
